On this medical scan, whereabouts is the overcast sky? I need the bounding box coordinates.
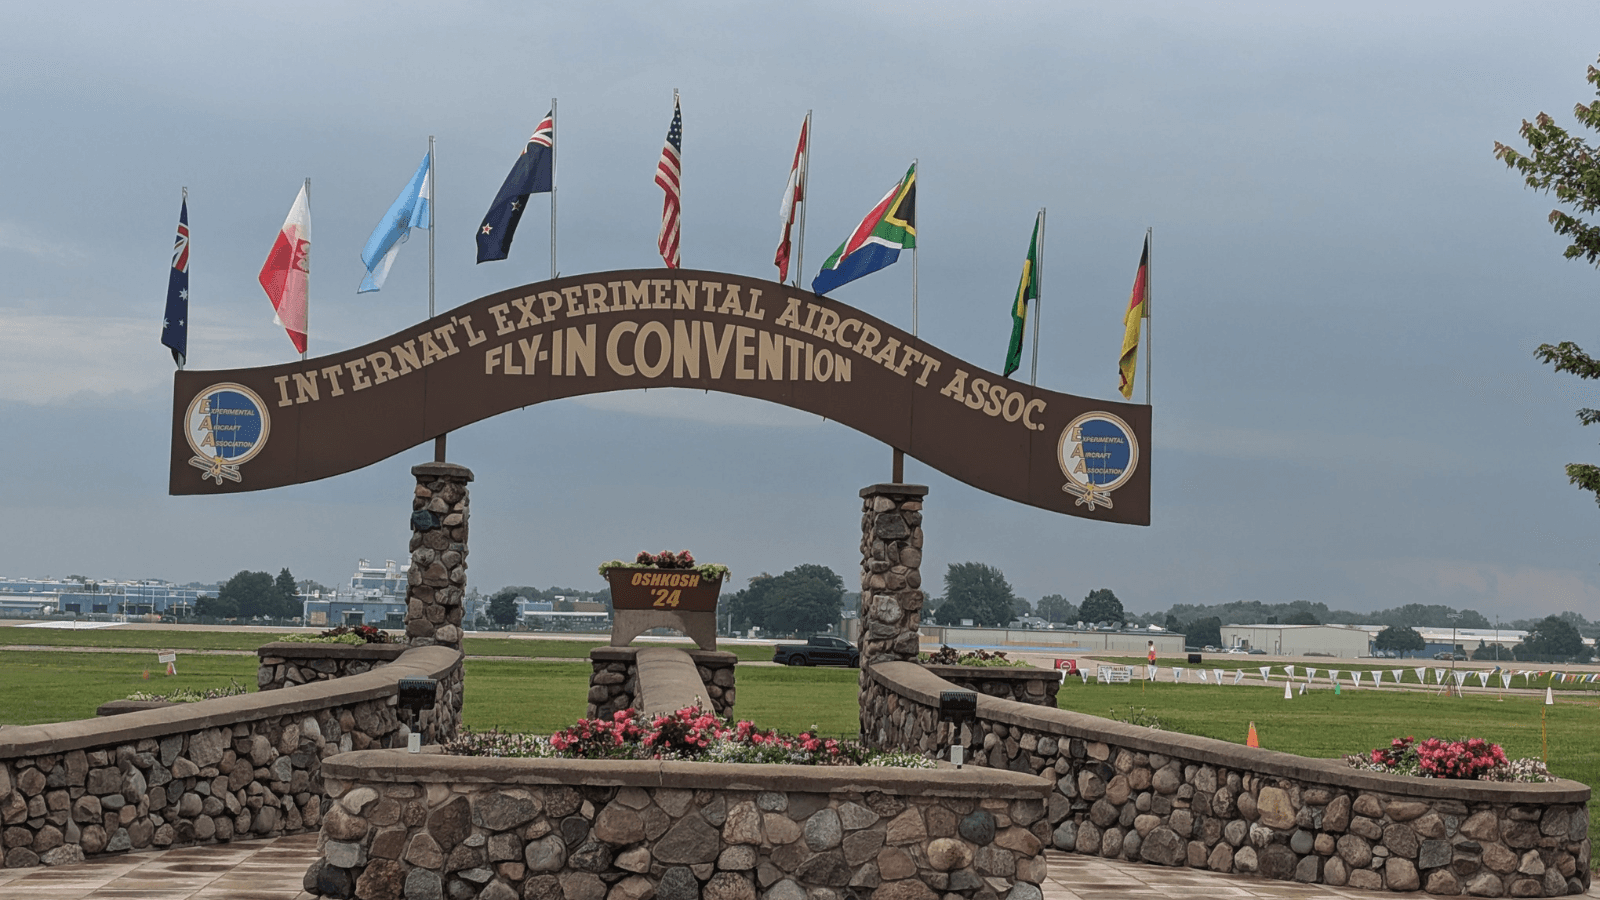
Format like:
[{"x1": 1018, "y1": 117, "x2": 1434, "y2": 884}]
[{"x1": 4, "y1": 2, "x2": 1600, "y2": 621}]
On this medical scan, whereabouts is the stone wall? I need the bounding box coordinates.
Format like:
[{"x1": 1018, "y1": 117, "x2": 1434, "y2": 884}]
[
  {"x1": 862, "y1": 661, "x2": 1591, "y2": 897},
  {"x1": 587, "y1": 647, "x2": 737, "y2": 720},
  {"x1": 923, "y1": 666, "x2": 1059, "y2": 709},
  {"x1": 405, "y1": 463, "x2": 473, "y2": 653},
  {"x1": 306, "y1": 749, "x2": 1051, "y2": 900},
  {"x1": 0, "y1": 645, "x2": 461, "y2": 869},
  {"x1": 257, "y1": 643, "x2": 407, "y2": 691}
]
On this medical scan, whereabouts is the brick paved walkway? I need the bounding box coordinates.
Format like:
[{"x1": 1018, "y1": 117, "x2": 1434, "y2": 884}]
[{"x1": 0, "y1": 837, "x2": 1596, "y2": 900}]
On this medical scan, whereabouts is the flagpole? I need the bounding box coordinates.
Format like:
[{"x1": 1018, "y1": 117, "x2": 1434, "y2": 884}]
[
  {"x1": 428, "y1": 136, "x2": 436, "y2": 319},
  {"x1": 302, "y1": 177, "x2": 310, "y2": 363},
  {"x1": 550, "y1": 97, "x2": 558, "y2": 280},
  {"x1": 1144, "y1": 225, "x2": 1152, "y2": 406},
  {"x1": 179, "y1": 186, "x2": 187, "y2": 371},
  {"x1": 430, "y1": 136, "x2": 447, "y2": 463},
  {"x1": 897, "y1": 157, "x2": 918, "y2": 484},
  {"x1": 795, "y1": 110, "x2": 811, "y2": 289},
  {"x1": 1029, "y1": 208, "x2": 1045, "y2": 387},
  {"x1": 911, "y1": 157, "x2": 919, "y2": 338}
]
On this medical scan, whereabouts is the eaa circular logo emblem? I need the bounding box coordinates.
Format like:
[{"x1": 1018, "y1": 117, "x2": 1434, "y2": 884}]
[
  {"x1": 1057, "y1": 412, "x2": 1139, "y2": 511},
  {"x1": 184, "y1": 383, "x2": 271, "y2": 485}
]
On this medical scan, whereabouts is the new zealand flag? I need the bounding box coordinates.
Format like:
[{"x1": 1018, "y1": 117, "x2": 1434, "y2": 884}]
[
  {"x1": 161, "y1": 195, "x2": 189, "y2": 366},
  {"x1": 476, "y1": 112, "x2": 554, "y2": 263}
]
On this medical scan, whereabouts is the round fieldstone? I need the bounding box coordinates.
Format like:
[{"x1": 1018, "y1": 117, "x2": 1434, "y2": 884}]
[
  {"x1": 524, "y1": 835, "x2": 567, "y2": 871},
  {"x1": 958, "y1": 810, "x2": 995, "y2": 845},
  {"x1": 1052, "y1": 822, "x2": 1076, "y2": 851},
  {"x1": 406, "y1": 869, "x2": 444, "y2": 900},
  {"x1": 1290, "y1": 829, "x2": 1314, "y2": 854},
  {"x1": 703, "y1": 872, "x2": 755, "y2": 900},
  {"x1": 765, "y1": 880, "x2": 806, "y2": 900},
  {"x1": 926, "y1": 838, "x2": 973, "y2": 871},
  {"x1": 806, "y1": 809, "x2": 843, "y2": 851},
  {"x1": 658, "y1": 866, "x2": 700, "y2": 900},
  {"x1": 1140, "y1": 827, "x2": 1183, "y2": 866}
]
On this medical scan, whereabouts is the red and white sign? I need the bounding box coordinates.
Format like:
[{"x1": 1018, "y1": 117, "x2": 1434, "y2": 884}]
[{"x1": 1054, "y1": 658, "x2": 1078, "y2": 674}]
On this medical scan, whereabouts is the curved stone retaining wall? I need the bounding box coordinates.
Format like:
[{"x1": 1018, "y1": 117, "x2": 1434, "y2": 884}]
[
  {"x1": 257, "y1": 642, "x2": 408, "y2": 691},
  {"x1": 923, "y1": 666, "x2": 1059, "y2": 709},
  {"x1": 862, "y1": 661, "x2": 1591, "y2": 897},
  {"x1": 0, "y1": 645, "x2": 462, "y2": 869},
  {"x1": 587, "y1": 647, "x2": 737, "y2": 720},
  {"x1": 306, "y1": 749, "x2": 1050, "y2": 900}
]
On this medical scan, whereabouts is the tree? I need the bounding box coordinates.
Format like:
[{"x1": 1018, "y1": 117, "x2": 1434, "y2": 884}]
[
  {"x1": 275, "y1": 568, "x2": 299, "y2": 618},
  {"x1": 1183, "y1": 616, "x2": 1222, "y2": 648},
  {"x1": 1516, "y1": 615, "x2": 1593, "y2": 662},
  {"x1": 724, "y1": 565, "x2": 845, "y2": 636},
  {"x1": 1373, "y1": 624, "x2": 1425, "y2": 656},
  {"x1": 217, "y1": 571, "x2": 283, "y2": 619},
  {"x1": 487, "y1": 588, "x2": 520, "y2": 627},
  {"x1": 931, "y1": 563, "x2": 1016, "y2": 627},
  {"x1": 195, "y1": 594, "x2": 238, "y2": 619},
  {"x1": 1079, "y1": 589, "x2": 1125, "y2": 625},
  {"x1": 1011, "y1": 596, "x2": 1033, "y2": 620},
  {"x1": 1036, "y1": 594, "x2": 1077, "y2": 625},
  {"x1": 1282, "y1": 609, "x2": 1320, "y2": 626},
  {"x1": 1496, "y1": 56, "x2": 1600, "y2": 504}
]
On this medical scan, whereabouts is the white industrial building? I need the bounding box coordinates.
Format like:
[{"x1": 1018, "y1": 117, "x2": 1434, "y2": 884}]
[{"x1": 1219, "y1": 624, "x2": 1372, "y2": 657}]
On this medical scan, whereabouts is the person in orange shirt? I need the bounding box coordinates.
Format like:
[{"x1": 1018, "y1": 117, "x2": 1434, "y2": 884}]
[{"x1": 1147, "y1": 640, "x2": 1157, "y2": 665}]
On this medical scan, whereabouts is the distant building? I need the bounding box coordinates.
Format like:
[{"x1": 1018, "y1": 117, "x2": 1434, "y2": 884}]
[
  {"x1": 302, "y1": 559, "x2": 409, "y2": 628},
  {"x1": 0, "y1": 577, "x2": 209, "y2": 619},
  {"x1": 1219, "y1": 624, "x2": 1373, "y2": 657}
]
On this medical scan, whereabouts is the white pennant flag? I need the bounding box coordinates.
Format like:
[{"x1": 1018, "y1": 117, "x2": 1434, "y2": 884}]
[
  {"x1": 1283, "y1": 665, "x2": 1296, "y2": 678},
  {"x1": 1500, "y1": 673, "x2": 1512, "y2": 689},
  {"x1": 1233, "y1": 670, "x2": 1244, "y2": 684},
  {"x1": 1173, "y1": 667, "x2": 1185, "y2": 682},
  {"x1": 1306, "y1": 667, "x2": 1318, "y2": 680},
  {"x1": 1350, "y1": 670, "x2": 1362, "y2": 687},
  {"x1": 1392, "y1": 669, "x2": 1405, "y2": 684},
  {"x1": 1371, "y1": 670, "x2": 1383, "y2": 687},
  {"x1": 1198, "y1": 669, "x2": 1210, "y2": 683},
  {"x1": 1147, "y1": 664, "x2": 1157, "y2": 681},
  {"x1": 1434, "y1": 668, "x2": 1447, "y2": 683},
  {"x1": 1258, "y1": 666, "x2": 1272, "y2": 682},
  {"x1": 1454, "y1": 670, "x2": 1468, "y2": 685},
  {"x1": 1330, "y1": 669, "x2": 1342, "y2": 684},
  {"x1": 1414, "y1": 666, "x2": 1428, "y2": 683},
  {"x1": 1477, "y1": 670, "x2": 1491, "y2": 686}
]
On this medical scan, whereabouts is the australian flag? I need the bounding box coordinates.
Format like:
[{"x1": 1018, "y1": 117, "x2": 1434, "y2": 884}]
[
  {"x1": 161, "y1": 194, "x2": 190, "y2": 367},
  {"x1": 476, "y1": 111, "x2": 554, "y2": 263}
]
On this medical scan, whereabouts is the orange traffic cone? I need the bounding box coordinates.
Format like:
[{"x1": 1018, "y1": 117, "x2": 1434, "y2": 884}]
[{"x1": 1247, "y1": 722, "x2": 1259, "y2": 748}]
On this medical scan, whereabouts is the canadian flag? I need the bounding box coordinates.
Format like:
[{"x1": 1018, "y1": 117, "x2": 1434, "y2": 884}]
[
  {"x1": 774, "y1": 113, "x2": 808, "y2": 284},
  {"x1": 259, "y1": 183, "x2": 311, "y2": 353}
]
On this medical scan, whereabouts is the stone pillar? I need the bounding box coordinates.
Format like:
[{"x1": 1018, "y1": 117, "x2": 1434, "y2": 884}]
[
  {"x1": 405, "y1": 463, "x2": 473, "y2": 651},
  {"x1": 858, "y1": 483, "x2": 927, "y2": 675}
]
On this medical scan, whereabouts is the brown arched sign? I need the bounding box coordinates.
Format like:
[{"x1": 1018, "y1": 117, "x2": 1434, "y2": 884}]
[{"x1": 169, "y1": 269, "x2": 1151, "y2": 524}]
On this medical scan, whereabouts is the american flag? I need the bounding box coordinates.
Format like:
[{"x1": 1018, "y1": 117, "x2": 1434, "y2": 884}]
[{"x1": 655, "y1": 94, "x2": 682, "y2": 268}]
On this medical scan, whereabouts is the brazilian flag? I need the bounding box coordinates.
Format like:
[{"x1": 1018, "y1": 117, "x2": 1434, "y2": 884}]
[{"x1": 1003, "y1": 215, "x2": 1042, "y2": 377}]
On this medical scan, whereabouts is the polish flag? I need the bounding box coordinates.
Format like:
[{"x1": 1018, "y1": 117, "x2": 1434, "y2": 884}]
[{"x1": 259, "y1": 183, "x2": 311, "y2": 354}]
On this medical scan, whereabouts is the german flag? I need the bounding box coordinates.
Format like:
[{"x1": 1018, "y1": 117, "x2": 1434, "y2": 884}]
[{"x1": 1118, "y1": 235, "x2": 1149, "y2": 399}]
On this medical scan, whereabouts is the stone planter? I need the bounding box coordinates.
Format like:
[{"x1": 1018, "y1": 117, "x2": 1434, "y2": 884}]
[
  {"x1": 306, "y1": 748, "x2": 1052, "y2": 900},
  {"x1": 923, "y1": 664, "x2": 1061, "y2": 708},
  {"x1": 605, "y1": 567, "x2": 723, "y2": 612}
]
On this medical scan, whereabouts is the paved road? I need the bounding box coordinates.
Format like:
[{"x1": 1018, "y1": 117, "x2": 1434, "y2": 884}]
[{"x1": 2, "y1": 836, "x2": 1596, "y2": 900}]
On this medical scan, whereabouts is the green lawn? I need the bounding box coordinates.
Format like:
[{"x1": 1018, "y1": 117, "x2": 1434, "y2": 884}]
[
  {"x1": 1101, "y1": 656, "x2": 1600, "y2": 694},
  {"x1": 0, "y1": 651, "x2": 259, "y2": 725},
  {"x1": 0, "y1": 626, "x2": 777, "y2": 662},
  {"x1": 459, "y1": 660, "x2": 860, "y2": 737}
]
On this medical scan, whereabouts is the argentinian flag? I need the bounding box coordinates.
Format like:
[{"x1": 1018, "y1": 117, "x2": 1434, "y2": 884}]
[{"x1": 359, "y1": 151, "x2": 432, "y2": 293}]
